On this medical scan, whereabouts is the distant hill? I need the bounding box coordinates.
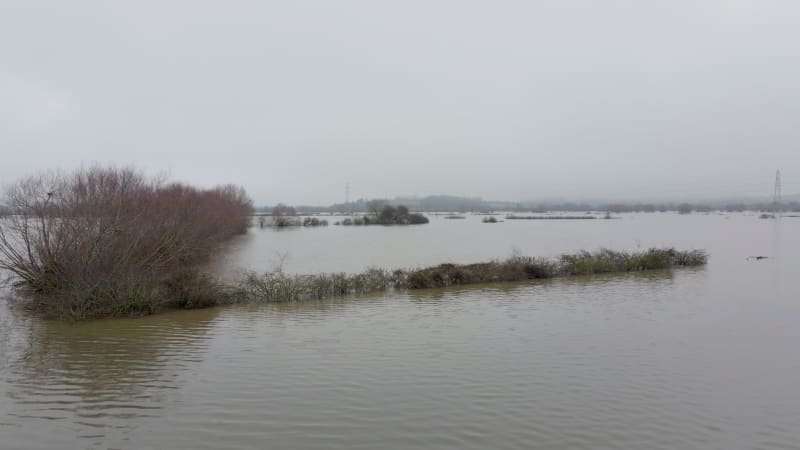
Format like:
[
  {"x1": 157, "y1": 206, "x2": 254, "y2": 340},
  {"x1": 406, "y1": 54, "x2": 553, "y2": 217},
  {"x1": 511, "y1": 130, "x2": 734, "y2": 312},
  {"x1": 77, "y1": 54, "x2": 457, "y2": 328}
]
[{"x1": 392, "y1": 195, "x2": 484, "y2": 212}]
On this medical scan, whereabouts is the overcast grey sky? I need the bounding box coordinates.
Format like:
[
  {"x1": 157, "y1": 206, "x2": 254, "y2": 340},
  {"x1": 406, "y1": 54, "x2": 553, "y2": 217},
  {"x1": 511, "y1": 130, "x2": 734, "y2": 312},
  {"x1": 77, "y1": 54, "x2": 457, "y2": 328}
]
[{"x1": 1, "y1": 1, "x2": 798, "y2": 205}]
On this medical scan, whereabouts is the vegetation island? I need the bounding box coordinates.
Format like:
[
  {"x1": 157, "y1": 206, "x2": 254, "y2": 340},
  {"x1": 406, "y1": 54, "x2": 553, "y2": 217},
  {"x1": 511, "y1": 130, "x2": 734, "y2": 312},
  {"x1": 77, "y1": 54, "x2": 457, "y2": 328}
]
[{"x1": 338, "y1": 203, "x2": 429, "y2": 225}]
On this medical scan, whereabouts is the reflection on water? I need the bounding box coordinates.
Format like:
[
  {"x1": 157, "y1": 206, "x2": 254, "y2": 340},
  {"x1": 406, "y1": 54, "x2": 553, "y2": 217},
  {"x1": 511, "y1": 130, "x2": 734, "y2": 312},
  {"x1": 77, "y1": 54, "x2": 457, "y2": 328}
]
[
  {"x1": 0, "y1": 304, "x2": 219, "y2": 449},
  {"x1": 2, "y1": 213, "x2": 800, "y2": 449}
]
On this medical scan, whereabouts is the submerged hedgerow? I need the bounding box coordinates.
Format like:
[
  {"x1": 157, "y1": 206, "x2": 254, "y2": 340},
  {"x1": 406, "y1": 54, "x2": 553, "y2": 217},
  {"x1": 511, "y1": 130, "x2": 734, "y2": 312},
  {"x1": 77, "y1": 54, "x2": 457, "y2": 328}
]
[
  {"x1": 235, "y1": 248, "x2": 707, "y2": 303},
  {"x1": 236, "y1": 268, "x2": 394, "y2": 303}
]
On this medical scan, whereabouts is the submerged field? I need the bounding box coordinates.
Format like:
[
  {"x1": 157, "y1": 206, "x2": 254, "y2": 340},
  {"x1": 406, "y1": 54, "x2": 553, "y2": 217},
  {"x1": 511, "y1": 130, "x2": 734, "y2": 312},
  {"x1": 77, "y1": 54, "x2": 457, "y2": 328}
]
[
  {"x1": 0, "y1": 174, "x2": 706, "y2": 320},
  {"x1": 1, "y1": 213, "x2": 799, "y2": 449}
]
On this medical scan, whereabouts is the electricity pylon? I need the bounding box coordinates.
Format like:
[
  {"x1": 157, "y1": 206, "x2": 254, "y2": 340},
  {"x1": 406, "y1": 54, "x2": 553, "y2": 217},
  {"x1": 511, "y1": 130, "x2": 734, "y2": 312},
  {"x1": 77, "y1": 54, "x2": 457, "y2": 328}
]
[
  {"x1": 345, "y1": 182, "x2": 351, "y2": 214},
  {"x1": 772, "y1": 169, "x2": 782, "y2": 213}
]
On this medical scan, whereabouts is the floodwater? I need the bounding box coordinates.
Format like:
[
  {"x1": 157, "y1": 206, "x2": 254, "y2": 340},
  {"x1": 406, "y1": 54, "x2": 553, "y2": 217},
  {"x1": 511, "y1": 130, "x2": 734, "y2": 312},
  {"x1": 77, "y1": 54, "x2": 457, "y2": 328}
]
[{"x1": 2, "y1": 213, "x2": 799, "y2": 449}]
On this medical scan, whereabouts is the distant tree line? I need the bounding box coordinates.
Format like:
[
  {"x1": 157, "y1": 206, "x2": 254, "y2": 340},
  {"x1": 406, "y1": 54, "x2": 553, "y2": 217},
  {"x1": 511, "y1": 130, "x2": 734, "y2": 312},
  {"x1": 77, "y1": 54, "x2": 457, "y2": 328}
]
[
  {"x1": 257, "y1": 195, "x2": 800, "y2": 214},
  {"x1": 603, "y1": 202, "x2": 800, "y2": 213}
]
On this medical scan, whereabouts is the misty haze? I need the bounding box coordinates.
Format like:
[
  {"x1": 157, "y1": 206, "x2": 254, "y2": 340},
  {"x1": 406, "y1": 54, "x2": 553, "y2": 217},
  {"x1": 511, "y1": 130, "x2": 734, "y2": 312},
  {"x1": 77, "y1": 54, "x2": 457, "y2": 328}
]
[{"x1": 1, "y1": 2, "x2": 798, "y2": 449}]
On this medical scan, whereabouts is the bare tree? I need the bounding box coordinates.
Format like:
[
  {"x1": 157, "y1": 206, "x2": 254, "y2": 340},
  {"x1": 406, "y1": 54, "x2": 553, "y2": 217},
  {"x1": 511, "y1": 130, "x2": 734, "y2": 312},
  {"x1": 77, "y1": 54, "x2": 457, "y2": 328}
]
[{"x1": 367, "y1": 199, "x2": 386, "y2": 217}]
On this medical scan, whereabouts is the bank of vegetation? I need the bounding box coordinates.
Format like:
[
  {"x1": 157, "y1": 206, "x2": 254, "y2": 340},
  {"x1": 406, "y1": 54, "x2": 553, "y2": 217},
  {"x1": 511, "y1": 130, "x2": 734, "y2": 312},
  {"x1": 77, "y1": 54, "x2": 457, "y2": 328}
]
[
  {"x1": 235, "y1": 248, "x2": 707, "y2": 302},
  {"x1": 0, "y1": 166, "x2": 252, "y2": 319}
]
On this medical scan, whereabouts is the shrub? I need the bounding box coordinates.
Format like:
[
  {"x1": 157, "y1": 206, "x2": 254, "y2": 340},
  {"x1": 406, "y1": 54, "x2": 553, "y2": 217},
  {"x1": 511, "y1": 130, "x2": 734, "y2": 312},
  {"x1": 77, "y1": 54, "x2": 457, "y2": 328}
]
[
  {"x1": 162, "y1": 269, "x2": 229, "y2": 309},
  {"x1": 303, "y1": 217, "x2": 329, "y2": 227},
  {"x1": 558, "y1": 248, "x2": 705, "y2": 275},
  {"x1": 0, "y1": 166, "x2": 252, "y2": 319},
  {"x1": 365, "y1": 204, "x2": 429, "y2": 225},
  {"x1": 379, "y1": 205, "x2": 397, "y2": 223},
  {"x1": 237, "y1": 268, "x2": 394, "y2": 302},
  {"x1": 407, "y1": 213, "x2": 429, "y2": 224},
  {"x1": 273, "y1": 216, "x2": 301, "y2": 227},
  {"x1": 271, "y1": 203, "x2": 300, "y2": 227}
]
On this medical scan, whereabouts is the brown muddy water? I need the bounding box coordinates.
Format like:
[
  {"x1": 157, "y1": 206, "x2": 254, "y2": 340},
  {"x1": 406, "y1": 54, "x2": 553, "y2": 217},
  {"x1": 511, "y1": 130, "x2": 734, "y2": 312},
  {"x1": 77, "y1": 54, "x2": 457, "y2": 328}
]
[{"x1": 1, "y1": 213, "x2": 799, "y2": 449}]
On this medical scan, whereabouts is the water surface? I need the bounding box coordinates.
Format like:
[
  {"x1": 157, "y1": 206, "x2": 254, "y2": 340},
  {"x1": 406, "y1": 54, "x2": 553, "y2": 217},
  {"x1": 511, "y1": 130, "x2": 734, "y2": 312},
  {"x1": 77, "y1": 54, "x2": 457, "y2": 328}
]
[{"x1": 2, "y1": 213, "x2": 799, "y2": 449}]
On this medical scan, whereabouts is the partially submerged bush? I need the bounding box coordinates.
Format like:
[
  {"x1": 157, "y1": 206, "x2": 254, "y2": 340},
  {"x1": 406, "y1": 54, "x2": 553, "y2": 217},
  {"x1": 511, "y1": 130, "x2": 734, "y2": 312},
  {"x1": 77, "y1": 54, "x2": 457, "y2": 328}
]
[
  {"x1": 272, "y1": 216, "x2": 301, "y2": 227},
  {"x1": 237, "y1": 268, "x2": 393, "y2": 302},
  {"x1": 397, "y1": 258, "x2": 558, "y2": 289},
  {"x1": 0, "y1": 166, "x2": 252, "y2": 319},
  {"x1": 162, "y1": 269, "x2": 231, "y2": 309},
  {"x1": 558, "y1": 248, "x2": 706, "y2": 275},
  {"x1": 405, "y1": 213, "x2": 430, "y2": 224},
  {"x1": 271, "y1": 203, "x2": 301, "y2": 227},
  {"x1": 482, "y1": 216, "x2": 498, "y2": 223},
  {"x1": 303, "y1": 217, "x2": 329, "y2": 227}
]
